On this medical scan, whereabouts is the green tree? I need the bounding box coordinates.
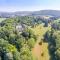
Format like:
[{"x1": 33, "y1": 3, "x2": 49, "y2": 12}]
[
  {"x1": 20, "y1": 45, "x2": 34, "y2": 60},
  {"x1": 13, "y1": 51, "x2": 20, "y2": 60},
  {"x1": 28, "y1": 38, "x2": 35, "y2": 49}
]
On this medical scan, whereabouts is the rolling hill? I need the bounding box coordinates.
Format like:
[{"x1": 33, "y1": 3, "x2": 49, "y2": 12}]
[{"x1": 0, "y1": 10, "x2": 60, "y2": 17}]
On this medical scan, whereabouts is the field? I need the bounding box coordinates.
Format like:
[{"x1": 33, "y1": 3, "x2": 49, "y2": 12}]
[{"x1": 32, "y1": 24, "x2": 51, "y2": 60}]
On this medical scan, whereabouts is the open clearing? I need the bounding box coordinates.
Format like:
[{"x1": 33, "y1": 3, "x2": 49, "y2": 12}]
[{"x1": 32, "y1": 25, "x2": 51, "y2": 60}]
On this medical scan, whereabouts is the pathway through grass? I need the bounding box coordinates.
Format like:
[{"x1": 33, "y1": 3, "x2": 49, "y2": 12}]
[{"x1": 32, "y1": 25, "x2": 51, "y2": 60}]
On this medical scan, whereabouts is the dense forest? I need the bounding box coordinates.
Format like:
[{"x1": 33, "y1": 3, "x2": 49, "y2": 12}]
[{"x1": 0, "y1": 16, "x2": 60, "y2": 60}]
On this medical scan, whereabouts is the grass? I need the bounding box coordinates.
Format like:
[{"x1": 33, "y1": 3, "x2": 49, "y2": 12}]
[{"x1": 32, "y1": 24, "x2": 51, "y2": 60}]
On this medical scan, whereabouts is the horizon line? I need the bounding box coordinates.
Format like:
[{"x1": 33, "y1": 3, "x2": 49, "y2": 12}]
[{"x1": 0, "y1": 9, "x2": 60, "y2": 12}]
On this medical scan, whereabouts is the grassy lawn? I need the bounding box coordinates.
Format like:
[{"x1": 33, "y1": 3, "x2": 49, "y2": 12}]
[{"x1": 32, "y1": 24, "x2": 51, "y2": 60}]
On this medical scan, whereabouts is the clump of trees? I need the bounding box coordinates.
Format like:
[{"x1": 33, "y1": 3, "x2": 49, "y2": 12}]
[
  {"x1": 44, "y1": 28, "x2": 60, "y2": 60},
  {"x1": 51, "y1": 19, "x2": 60, "y2": 30},
  {"x1": 0, "y1": 17, "x2": 37, "y2": 60}
]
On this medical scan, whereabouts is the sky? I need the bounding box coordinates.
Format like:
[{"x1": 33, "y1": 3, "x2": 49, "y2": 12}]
[{"x1": 0, "y1": 0, "x2": 60, "y2": 12}]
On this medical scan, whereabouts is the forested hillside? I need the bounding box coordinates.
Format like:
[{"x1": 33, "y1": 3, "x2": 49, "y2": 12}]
[{"x1": 0, "y1": 16, "x2": 60, "y2": 60}]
